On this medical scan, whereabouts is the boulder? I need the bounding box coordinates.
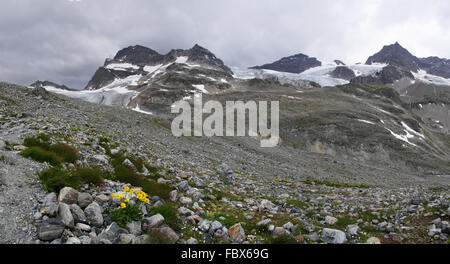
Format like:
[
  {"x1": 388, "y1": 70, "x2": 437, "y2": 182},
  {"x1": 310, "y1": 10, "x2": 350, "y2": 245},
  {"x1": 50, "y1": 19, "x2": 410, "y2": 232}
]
[
  {"x1": 38, "y1": 219, "x2": 65, "y2": 241},
  {"x1": 321, "y1": 228, "x2": 347, "y2": 244},
  {"x1": 77, "y1": 193, "x2": 93, "y2": 209},
  {"x1": 142, "y1": 214, "x2": 164, "y2": 231},
  {"x1": 228, "y1": 223, "x2": 245, "y2": 243},
  {"x1": 58, "y1": 187, "x2": 79, "y2": 204},
  {"x1": 84, "y1": 202, "x2": 104, "y2": 227},
  {"x1": 58, "y1": 203, "x2": 74, "y2": 228}
]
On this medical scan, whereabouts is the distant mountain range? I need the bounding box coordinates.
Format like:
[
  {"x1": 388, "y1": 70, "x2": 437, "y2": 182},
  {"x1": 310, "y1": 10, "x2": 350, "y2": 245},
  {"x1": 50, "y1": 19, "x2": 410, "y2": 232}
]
[{"x1": 31, "y1": 42, "x2": 450, "y2": 135}]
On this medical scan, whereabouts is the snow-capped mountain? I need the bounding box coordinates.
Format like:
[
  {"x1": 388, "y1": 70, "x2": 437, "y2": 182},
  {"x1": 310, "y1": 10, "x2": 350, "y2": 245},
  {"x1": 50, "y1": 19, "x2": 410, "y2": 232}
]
[
  {"x1": 249, "y1": 53, "x2": 321, "y2": 74},
  {"x1": 30, "y1": 80, "x2": 76, "y2": 91}
]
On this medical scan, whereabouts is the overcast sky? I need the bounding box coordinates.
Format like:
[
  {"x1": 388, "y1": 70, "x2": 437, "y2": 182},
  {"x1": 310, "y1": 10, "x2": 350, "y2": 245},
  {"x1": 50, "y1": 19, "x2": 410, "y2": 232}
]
[{"x1": 1, "y1": 0, "x2": 450, "y2": 89}]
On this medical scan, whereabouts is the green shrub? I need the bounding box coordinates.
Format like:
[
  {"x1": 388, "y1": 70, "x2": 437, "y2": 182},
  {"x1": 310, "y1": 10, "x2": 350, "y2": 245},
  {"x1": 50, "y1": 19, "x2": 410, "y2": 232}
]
[
  {"x1": 23, "y1": 133, "x2": 51, "y2": 150},
  {"x1": 150, "y1": 204, "x2": 181, "y2": 231},
  {"x1": 38, "y1": 166, "x2": 106, "y2": 192},
  {"x1": 110, "y1": 203, "x2": 143, "y2": 228},
  {"x1": 71, "y1": 167, "x2": 105, "y2": 185},
  {"x1": 21, "y1": 147, "x2": 62, "y2": 166},
  {"x1": 49, "y1": 143, "x2": 79, "y2": 163},
  {"x1": 38, "y1": 167, "x2": 78, "y2": 192},
  {"x1": 112, "y1": 163, "x2": 171, "y2": 199},
  {"x1": 98, "y1": 135, "x2": 111, "y2": 143}
]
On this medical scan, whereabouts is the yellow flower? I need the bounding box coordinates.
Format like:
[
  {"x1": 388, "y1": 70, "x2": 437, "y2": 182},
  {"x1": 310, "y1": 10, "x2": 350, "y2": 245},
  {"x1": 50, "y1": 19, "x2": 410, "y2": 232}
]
[
  {"x1": 124, "y1": 186, "x2": 130, "y2": 192},
  {"x1": 120, "y1": 203, "x2": 126, "y2": 208},
  {"x1": 130, "y1": 189, "x2": 135, "y2": 194},
  {"x1": 124, "y1": 198, "x2": 130, "y2": 203},
  {"x1": 110, "y1": 193, "x2": 116, "y2": 197},
  {"x1": 116, "y1": 194, "x2": 124, "y2": 199}
]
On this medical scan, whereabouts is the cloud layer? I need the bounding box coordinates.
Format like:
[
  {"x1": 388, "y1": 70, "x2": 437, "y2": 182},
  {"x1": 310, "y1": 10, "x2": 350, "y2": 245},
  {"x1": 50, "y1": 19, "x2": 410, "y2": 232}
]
[{"x1": 1, "y1": 0, "x2": 450, "y2": 89}]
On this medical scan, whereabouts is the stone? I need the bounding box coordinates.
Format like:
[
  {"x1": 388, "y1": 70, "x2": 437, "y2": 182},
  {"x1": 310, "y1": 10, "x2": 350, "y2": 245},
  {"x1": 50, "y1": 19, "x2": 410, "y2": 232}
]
[
  {"x1": 179, "y1": 197, "x2": 192, "y2": 205},
  {"x1": 283, "y1": 222, "x2": 294, "y2": 232},
  {"x1": 118, "y1": 233, "x2": 135, "y2": 244},
  {"x1": 38, "y1": 219, "x2": 65, "y2": 241},
  {"x1": 169, "y1": 190, "x2": 178, "y2": 202},
  {"x1": 75, "y1": 223, "x2": 91, "y2": 232},
  {"x1": 199, "y1": 220, "x2": 211, "y2": 232},
  {"x1": 77, "y1": 193, "x2": 93, "y2": 209},
  {"x1": 132, "y1": 234, "x2": 150, "y2": 244},
  {"x1": 187, "y1": 215, "x2": 203, "y2": 224},
  {"x1": 217, "y1": 163, "x2": 237, "y2": 181},
  {"x1": 273, "y1": 227, "x2": 287, "y2": 238},
  {"x1": 258, "y1": 199, "x2": 276, "y2": 212},
  {"x1": 325, "y1": 216, "x2": 338, "y2": 225},
  {"x1": 126, "y1": 221, "x2": 142, "y2": 236},
  {"x1": 257, "y1": 219, "x2": 272, "y2": 226},
  {"x1": 90, "y1": 154, "x2": 110, "y2": 166},
  {"x1": 97, "y1": 222, "x2": 129, "y2": 243},
  {"x1": 321, "y1": 228, "x2": 347, "y2": 244},
  {"x1": 58, "y1": 203, "x2": 74, "y2": 228},
  {"x1": 177, "y1": 181, "x2": 190, "y2": 192},
  {"x1": 66, "y1": 237, "x2": 81, "y2": 244},
  {"x1": 186, "y1": 237, "x2": 198, "y2": 244},
  {"x1": 142, "y1": 214, "x2": 164, "y2": 231},
  {"x1": 79, "y1": 236, "x2": 92, "y2": 244},
  {"x1": 58, "y1": 187, "x2": 79, "y2": 204},
  {"x1": 70, "y1": 204, "x2": 87, "y2": 223},
  {"x1": 228, "y1": 223, "x2": 246, "y2": 243},
  {"x1": 366, "y1": 237, "x2": 381, "y2": 244},
  {"x1": 178, "y1": 207, "x2": 194, "y2": 216},
  {"x1": 122, "y1": 159, "x2": 137, "y2": 171},
  {"x1": 210, "y1": 221, "x2": 223, "y2": 231},
  {"x1": 345, "y1": 224, "x2": 359, "y2": 239},
  {"x1": 84, "y1": 202, "x2": 104, "y2": 227},
  {"x1": 149, "y1": 227, "x2": 179, "y2": 244},
  {"x1": 95, "y1": 194, "x2": 110, "y2": 204},
  {"x1": 40, "y1": 193, "x2": 58, "y2": 216}
]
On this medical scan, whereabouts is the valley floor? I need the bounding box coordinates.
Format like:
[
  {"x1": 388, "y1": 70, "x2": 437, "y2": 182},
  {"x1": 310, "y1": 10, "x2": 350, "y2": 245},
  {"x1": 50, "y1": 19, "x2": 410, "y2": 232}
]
[{"x1": 0, "y1": 83, "x2": 449, "y2": 244}]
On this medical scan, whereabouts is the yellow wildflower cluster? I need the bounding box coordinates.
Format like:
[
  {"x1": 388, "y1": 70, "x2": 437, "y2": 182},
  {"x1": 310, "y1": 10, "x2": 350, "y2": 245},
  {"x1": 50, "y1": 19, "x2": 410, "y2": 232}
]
[{"x1": 110, "y1": 186, "x2": 150, "y2": 209}]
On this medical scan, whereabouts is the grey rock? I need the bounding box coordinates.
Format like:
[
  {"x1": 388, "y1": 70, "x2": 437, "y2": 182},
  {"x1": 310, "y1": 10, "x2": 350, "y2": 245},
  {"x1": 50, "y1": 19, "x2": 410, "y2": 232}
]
[
  {"x1": 58, "y1": 187, "x2": 79, "y2": 204},
  {"x1": 66, "y1": 237, "x2": 81, "y2": 244},
  {"x1": 126, "y1": 221, "x2": 142, "y2": 236},
  {"x1": 70, "y1": 204, "x2": 87, "y2": 223},
  {"x1": 142, "y1": 214, "x2": 165, "y2": 231},
  {"x1": 84, "y1": 202, "x2": 104, "y2": 227},
  {"x1": 58, "y1": 203, "x2": 74, "y2": 228},
  {"x1": 75, "y1": 223, "x2": 91, "y2": 232},
  {"x1": 149, "y1": 227, "x2": 179, "y2": 244},
  {"x1": 257, "y1": 219, "x2": 272, "y2": 226},
  {"x1": 38, "y1": 219, "x2": 65, "y2": 241},
  {"x1": 122, "y1": 159, "x2": 137, "y2": 171},
  {"x1": 97, "y1": 222, "x2": 129, "y2": 243},
  {"x1": 321, "y1": 228, "x2": 347, "y2": 244},
  {"x1": 77, "y1": 193, "x2": 93, "y2": 209}
]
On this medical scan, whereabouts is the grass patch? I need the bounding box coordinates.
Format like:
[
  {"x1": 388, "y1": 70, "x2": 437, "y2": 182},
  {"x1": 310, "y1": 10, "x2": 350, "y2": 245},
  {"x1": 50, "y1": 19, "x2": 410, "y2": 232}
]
[
  {"x1": 38, "y1": 166, "x2": 106, "y2": 192},
  {"x1": 112, "y1": 161, "x2": 171, "y2": 199},
  {"x1": 302, "y1": 178, "x2": 372, "y2": 189},
  {"x1": 21, "y1": 147, "x2": 62, "y2": 166},
  {"x1": 49, "y1": 143, "x2": 79, "y2": 163}
]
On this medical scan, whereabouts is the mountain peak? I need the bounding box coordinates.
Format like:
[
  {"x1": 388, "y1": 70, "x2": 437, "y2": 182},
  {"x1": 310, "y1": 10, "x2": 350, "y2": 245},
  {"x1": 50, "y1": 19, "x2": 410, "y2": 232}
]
[
  {"x1": 250, "y1": 53, "x2": 322, "y2": 74},
  {"x1": 366, "y1": 42, "x2": 420, "y2": 72},
  {"x1": 111, "y1": 45, "x2": 163, "y2": 65}
]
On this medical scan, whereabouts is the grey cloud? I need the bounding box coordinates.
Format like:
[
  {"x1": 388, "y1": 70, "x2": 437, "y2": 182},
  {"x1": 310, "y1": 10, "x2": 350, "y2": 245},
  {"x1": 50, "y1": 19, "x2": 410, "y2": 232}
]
[{"x1": 1, "y1": 0, "x2": 449, "y2": 89}]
